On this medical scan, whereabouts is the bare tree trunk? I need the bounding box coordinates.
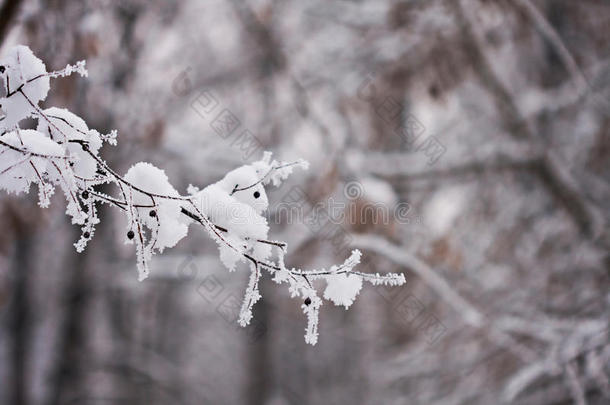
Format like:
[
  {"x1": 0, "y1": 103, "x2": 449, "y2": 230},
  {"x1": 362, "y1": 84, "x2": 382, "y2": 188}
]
[
  {"x1": 46, "y1": 228, "x2": 89, "y2": 405},
  {"x1": 246, "y1": 285, "x2": 270, "y2": 405},
  {"x1": 0, "y1": 0, "x2": 22, "y2": 42},
  {"x1": 10, "y1": 229, "x2": 33, "y2": 405}
]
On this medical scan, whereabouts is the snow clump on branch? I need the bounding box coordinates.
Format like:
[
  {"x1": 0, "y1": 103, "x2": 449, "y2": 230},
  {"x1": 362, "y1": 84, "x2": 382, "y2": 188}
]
[{"x1": 0, "y1": 45, "x2": 405, "y2": 344}]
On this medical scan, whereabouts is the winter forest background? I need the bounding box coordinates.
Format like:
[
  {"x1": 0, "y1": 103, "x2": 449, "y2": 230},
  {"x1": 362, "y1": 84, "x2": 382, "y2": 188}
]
[{"x1": 0, "y1": 0, "x2": 609, "y2": 404}]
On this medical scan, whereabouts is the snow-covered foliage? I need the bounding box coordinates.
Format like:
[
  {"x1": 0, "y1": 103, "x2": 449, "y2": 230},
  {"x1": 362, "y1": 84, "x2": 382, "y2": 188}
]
[
  {"x1": 324, "y1": 273, "x2": 363, "y2": 309},
  {"x1": 0, "y1": 46, "x2": 405, "y2": 345}
]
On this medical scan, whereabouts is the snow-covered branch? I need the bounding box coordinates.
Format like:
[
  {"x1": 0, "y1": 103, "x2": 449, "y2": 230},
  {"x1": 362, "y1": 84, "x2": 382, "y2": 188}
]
[{"x1": 0, "y1": 45, "x2": 405, "y2": 345}]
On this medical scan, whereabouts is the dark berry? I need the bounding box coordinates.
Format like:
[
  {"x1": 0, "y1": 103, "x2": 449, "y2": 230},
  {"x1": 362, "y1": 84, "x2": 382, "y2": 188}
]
[
  {"x1": 81, "y1": 191, "x2": 89, "y2": 199},
  {"x1": 304, "y1": 297, "x2": 312, "y2": 306},
  {"x1": 81, "y1": 143, "x2": 89, "y2": 151},
  {"x1": 149, "y1": 210, "x2": 156, "y2": 217},
  {"x1": 253, "y1": 191, "x2": 260, "y2": 199},
  {"x1": 0, "y1": 66, "x2": 5, "y2": 74},
  {"x1": 127, "y1": 230, "x2": 135, "y2": 240},
  {"x1": 83, "y1": 232, "x2": 90, "y2": 239},
  {"x1": 82, "y1": 205, "x2": 89, "y2": 213}
]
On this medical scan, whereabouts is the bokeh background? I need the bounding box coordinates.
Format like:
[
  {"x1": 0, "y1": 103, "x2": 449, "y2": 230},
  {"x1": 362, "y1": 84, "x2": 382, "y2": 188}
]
[{"x1": 0, "y1": 0, "x2": 609, "y2": 404}]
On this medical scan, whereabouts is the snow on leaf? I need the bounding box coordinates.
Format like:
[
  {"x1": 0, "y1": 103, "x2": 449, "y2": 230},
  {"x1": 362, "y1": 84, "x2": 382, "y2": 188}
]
[
  {"x1": 38, "y1": 107, "x2": 103, "y2": 179},
  {"x1": 324, "y1": 273, "x2": 363, "y2": 309},
  {"x1": 0, "y1": 46, "x2": 50, "y2": 130},
  {"x1": 124, "y1": 162, "x2": 189, "y2": 253},
  {"x1": 0, "y1": 130, "x2": 63, "y2": 197}
]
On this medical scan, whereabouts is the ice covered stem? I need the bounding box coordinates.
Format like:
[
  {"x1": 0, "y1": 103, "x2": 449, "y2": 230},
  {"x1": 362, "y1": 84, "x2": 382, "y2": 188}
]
[
  {"x1": 265, "y1": 248, "x2": 405, "y2": 345},
  {"x1": 303, "y1": 295, "x2": 322, "y2": 345},
  {"x1": 238, "y1": 261, "x2": 262, "y2": 326}
]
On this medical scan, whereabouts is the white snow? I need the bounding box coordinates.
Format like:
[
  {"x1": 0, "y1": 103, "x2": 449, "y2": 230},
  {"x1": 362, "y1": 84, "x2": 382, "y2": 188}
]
[
  {"x1": 124, "y1": 162, "x2": 189, "y2": 253},
  {"x1": 360, "y1": 177, "x2": 398, "y2": 205},
  {"x1": 324, "y1": 273, "x2": 363, "y2": 309},
  {"x1": 0, "y1": 46, "x2": 50, "y2": 130},
  {"x1": 423, "y1": 185, "x2": 470, "y2": 237},
  {"x1": 217, "y1": 165, "x2": 269, "y2": 214},
  {"x1": 0, "y1": 129, "x2": 63, "y2": 197},
  {"x1": 38, "y1": 107, "x2": 103, "y2": 179}
]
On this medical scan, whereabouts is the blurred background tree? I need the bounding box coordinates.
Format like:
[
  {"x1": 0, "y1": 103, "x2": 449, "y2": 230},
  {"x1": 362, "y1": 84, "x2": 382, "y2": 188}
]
[{"x1": 0, "y1": 0, "x2": 608, "y2": 404}]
